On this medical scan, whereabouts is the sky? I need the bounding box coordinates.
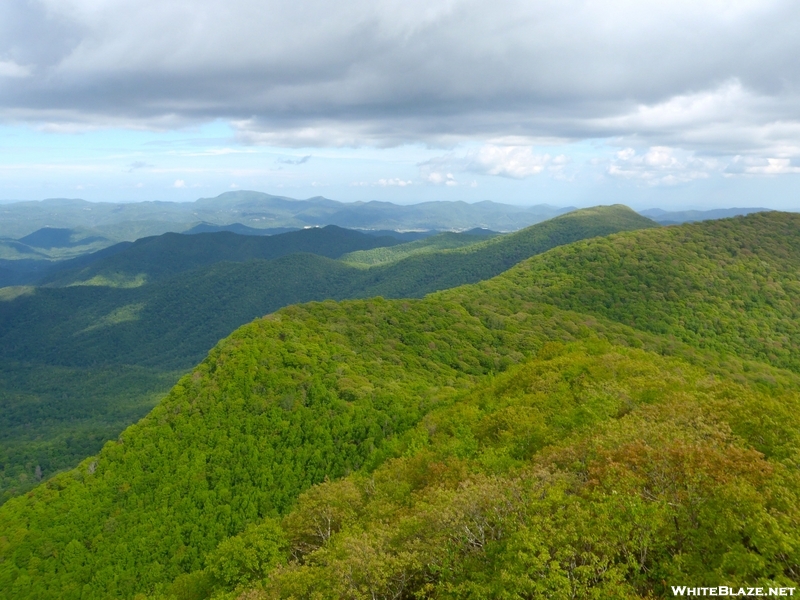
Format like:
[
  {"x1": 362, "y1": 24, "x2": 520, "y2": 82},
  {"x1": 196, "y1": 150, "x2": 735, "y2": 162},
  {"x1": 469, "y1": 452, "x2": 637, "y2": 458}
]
[{"x1": 1, "y1": 0, "x2": 800, "y2": 210}]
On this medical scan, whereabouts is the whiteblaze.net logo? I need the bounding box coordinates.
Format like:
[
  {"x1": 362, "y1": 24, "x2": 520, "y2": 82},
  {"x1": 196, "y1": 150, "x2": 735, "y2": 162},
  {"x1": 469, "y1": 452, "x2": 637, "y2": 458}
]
[{"x1": 671, "y1": 587, "x2": 796, "y2": 597}]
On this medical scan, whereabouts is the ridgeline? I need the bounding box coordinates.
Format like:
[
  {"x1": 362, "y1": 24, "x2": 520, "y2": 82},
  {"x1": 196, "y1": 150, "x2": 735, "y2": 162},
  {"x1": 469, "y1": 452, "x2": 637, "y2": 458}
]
[
  {"x1": 0, "y1": 206, "x2": 653, "y2": 503},
  {"x1": 0, "y1": 211, "x2": 799, "y2": 597}
]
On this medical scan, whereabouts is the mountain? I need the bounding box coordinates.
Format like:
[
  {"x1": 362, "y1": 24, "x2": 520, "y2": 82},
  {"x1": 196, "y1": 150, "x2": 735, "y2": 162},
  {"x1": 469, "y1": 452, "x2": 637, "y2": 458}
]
[
  {"x1": 17, "y1": 227, "x2": 109, "y2": 250},
  {"x1": 0, "y1": 210, "x2": 797, "y2": 598},
  {"x1": 350, "y1": 204, "x2": 657, "y2": 298},
  {"x1": 0, "y1": 206, "x2": 654, "y2": 503},
  {"x1": 0, "y1": 259, "x2": 54, "y2": 287},
  {"x1": 639, "y1": 207, "x2": 772, "y2": 224},
  {"x1": 42, "y1": 225, "x2": 400, "y2": 287},
  {"x1": 192, "y1": 191, "x2": 573, "y2": 231},
  {"x1": 181, "y1": 223, "x2": 298, "y2": 236},
  {"x1": 0, "y1": 191, "x2": 572, "y2": 240},
  {"x1": 0, "y1": 228, "x2": 118, "y2": 287},
  {"x1": 354, "y1": 229, "x2": 437, "y2": 242},
  {"x1": 340, "y1": 230, "x2": 497, "y2": 267},
  {"x1": 472, "y1": 211, "x2": 800, "y2": 373},
  {"x1": 208, "y1": 342, "x2": 800, "y2": 599}
]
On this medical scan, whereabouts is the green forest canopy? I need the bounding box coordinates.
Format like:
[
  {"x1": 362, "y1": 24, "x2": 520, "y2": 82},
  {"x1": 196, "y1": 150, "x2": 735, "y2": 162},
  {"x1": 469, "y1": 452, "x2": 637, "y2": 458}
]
[
  {"x1": 0, "y1": 205, "x2": 655, "y2": 503},
  {"x1": 0, "y1": 211, "x2": 799, "y2": 597}
]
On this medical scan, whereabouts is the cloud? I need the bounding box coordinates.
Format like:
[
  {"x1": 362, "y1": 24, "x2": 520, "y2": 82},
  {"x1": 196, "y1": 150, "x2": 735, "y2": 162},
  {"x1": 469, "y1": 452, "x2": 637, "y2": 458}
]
[
  {"x1": 172, "y1": 179, "x2": 186, "y2": 188},
  {"x1": 465, "y1": 145, "x2": 568, "y2": 178},
  {"x1": 377, "y1": 178, "x2": 412, "y2": 186},
  {"x1": 1, "y1": 0, "x2": 800, "y2": 163},
  {"x1": 725, "y1": 156, "x2": 800, "y2": 175},
  {"x1": 0, "y1": 60, "x2": 30, "y2": 78},
  {"x1": 588, "y1": 80, "x2": 800, "y2": 159},
  {"x1": 425, "y1": 172, "x2": 457, "y2": 186},
  {"x1": 420, "y1": 144, "x2": 568, "y2": 182},
  {"x1": 607, "y1": 146, "x2": 721, "y2": 185}
]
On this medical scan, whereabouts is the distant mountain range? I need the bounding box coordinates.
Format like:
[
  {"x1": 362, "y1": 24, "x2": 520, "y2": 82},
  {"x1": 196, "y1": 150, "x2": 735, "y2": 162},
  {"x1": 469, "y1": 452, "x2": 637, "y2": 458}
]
[
  {"x1": 0, "y1": 194, "x2": 782, "y2": 288},
  {"x1": 0, "y1": 192, "x2": 573, "y2": 286},
  {"x1": 639, "y1": 207, "x2": 772, "y2": 224},
  {"x1": 0, "y1": 193, "x2": 785, "y2": 244},
  {"x1": 0, "y1": 191, "x2": 573, "y2": 240}
]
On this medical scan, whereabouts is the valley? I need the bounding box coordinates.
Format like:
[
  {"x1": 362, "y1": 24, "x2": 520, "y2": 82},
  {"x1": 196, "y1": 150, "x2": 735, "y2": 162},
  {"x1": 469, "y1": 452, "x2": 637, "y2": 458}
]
[{"x1": 0, "y1": 205, "x2": 654, "y2": 503}]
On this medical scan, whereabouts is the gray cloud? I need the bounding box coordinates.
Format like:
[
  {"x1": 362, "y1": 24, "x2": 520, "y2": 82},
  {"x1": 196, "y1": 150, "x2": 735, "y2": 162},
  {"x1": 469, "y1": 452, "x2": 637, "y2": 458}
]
[{"x1": 3, "y1": 1, "x2": 800, "y2": 158}]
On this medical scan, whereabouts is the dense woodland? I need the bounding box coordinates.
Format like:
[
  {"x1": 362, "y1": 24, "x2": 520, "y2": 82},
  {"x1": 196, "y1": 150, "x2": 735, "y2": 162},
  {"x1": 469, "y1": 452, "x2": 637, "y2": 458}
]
[
  {"x1": 0, "y1": 205, "x2": 653, "y2": 502},
  {"x1": 339, "y1": 230, "x2": 496, "y2": 267},
  {"x1": 0, "y1": 210, "x2": 799, "y2": 598}
]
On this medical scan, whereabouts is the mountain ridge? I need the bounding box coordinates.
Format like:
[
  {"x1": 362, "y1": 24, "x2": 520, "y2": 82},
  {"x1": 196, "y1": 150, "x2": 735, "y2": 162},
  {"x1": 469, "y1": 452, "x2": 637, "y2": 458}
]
[
  {"x1": 0, "y1": 210, "x2": 799, "y2": 598},
  {"x1": 0, "y1": 191, "x2": 574, "y2": 240},
  {"x1": 0, "y1": 205, "x2": 655, "y2": 503}
]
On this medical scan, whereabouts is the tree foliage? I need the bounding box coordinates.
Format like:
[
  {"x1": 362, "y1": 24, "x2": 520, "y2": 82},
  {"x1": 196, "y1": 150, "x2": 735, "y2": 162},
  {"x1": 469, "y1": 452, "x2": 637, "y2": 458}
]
[
  {"x1": 0, "y1": 206, "x2": 652, "y2": 501},
  {"x1": 1, "y1": 211, "x2": 800, "y2": 598}
]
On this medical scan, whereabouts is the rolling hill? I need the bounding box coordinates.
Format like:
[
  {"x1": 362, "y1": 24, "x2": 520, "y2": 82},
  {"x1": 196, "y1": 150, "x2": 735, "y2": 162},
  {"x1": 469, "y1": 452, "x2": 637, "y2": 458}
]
[
  {"x1": 0, "y1": 206, "x2": 654, "y2": 503},
  {"x1": 0, "y1": 211, "x2": 798, "y2": 598},
  {"x1": 349, "y1": 204, "x2": 658, "y2": 298},
  {"x1": 41, "y1": 225, "x2": 400, "y2": 287},
  {"x1": 340, "y1": 230, "x2": 497, "y2": 267},
  {"x1": 0, "y1": 228, "x2": 118, "y2": 287}
]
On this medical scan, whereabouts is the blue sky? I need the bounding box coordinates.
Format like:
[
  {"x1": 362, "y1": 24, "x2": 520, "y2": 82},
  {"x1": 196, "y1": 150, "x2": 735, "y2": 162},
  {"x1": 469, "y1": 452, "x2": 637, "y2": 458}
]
[
  {"x1": 2, "y1": 121, "x2": 798, "y2": 211},
  {"x1": 2, "y1": 1, "x2": 800, "y2": 210}
]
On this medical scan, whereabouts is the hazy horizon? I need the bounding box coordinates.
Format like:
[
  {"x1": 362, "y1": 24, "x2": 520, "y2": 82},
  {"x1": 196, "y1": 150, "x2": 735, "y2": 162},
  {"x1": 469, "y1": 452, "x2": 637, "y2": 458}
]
[{"x1": 0, "y1": 190, "x2": 787, "y2": 215}]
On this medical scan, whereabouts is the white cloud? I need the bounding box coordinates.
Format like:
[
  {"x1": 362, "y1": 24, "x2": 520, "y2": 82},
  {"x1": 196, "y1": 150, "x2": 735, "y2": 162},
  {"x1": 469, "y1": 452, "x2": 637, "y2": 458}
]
[
  {"x1": 0, "y1": 60, "x2": 31, "y2": 78},
  {"x1": 607, "y1": 146, "x2": 720, "y2": 185},
  {"x1": 725, "y1": 156, "x2": 800, "y2": 175},
  {"x1": 172, "y1": 179, "x2": 186, "y2": 188},
  {"x1": 425, "y1": 171, "x2": 457, "y2": 186},
  {"x1": 377, "y1": 178, "x2": 412, "y2": 187},
  {"x1": 589, "y1": 80, "x2": 800, "y2": 159},
  {"x1": 465, "y1": 145, "x2": 568, "y2": 178},
  {"x1": 420, "y1": 144, "x2": 569, "y2": 183}
]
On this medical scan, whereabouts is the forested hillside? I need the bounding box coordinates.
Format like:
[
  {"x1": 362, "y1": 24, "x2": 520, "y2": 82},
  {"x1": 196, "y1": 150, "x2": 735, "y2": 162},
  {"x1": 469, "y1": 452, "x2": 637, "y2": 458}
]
[
  {"x1": 0, "y1": 228, "x2": 118, "y2": 287},
  {"x1": 185, "y1": 343, "x2": 800, "y2": 599},
  {"x1": 351, "y1": 204, "x2": 657, "y2": 298},
  {"x1": 474, "y1": 211, "x2": 800, "y2": 372},
  {"x1": 43, "y1": 225, "x2": 399, "y2": 287},
  {"x1": 0, "y1": 211, "x2": 799, "y2": 598},
  {"x1": 340, "y1": 230, "x2": 494, "y2": 267},
  {"x1": 0, "y1": 206, "x2": 650, "y2": 503}
]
